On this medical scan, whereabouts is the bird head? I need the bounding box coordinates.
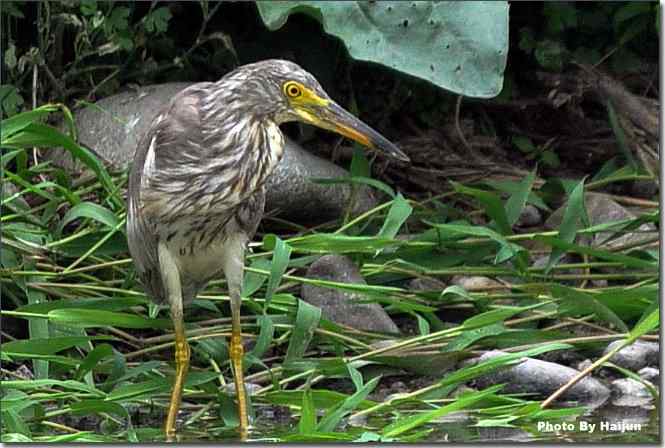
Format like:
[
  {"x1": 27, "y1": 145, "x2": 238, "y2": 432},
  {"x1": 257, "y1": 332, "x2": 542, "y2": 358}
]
[{"x1": 229, "y1": 59, "x2": 410, "y2": 163}]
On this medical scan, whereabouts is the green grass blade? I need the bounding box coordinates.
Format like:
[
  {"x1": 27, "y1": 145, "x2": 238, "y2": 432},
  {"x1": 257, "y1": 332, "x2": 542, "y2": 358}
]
[
  {"x1": 317, "y1": 375, "x2": 380, "y2": 432},
  {"x1": 284, "y1": 300, "x2": 321, "y2": 365},
  {"x1": 378, "y1": 193, "x2": 413, "y2": 239},
  {"x1": 382, "y1": 384, "x2": 503, "y2": 437},
  {"x1": 545, "y1": 177, "x2": 587, "y2": 272},
  {"x1": 264, "y1": 236, "x2": 292, "y2": 309}
]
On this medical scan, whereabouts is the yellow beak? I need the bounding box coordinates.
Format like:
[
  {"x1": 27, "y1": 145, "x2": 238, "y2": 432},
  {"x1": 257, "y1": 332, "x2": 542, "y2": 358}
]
[{"x1": 296, "y1": 102, "x2": 410, "y2": 163}]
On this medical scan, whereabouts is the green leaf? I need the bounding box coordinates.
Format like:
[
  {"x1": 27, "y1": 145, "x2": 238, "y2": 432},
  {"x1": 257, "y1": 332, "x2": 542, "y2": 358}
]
[
  {"x1": 540, "y1": 150, "x2": 560, "y2": 168},
  {"x1": 534, "y1": 39, "x2": 564, "y2": 71},
  {"x1": 505, "y1": 170, "x2": 536, "y2": 227},
  {"x1": 242, "y1": 258, "x2": 271, "y2": 297},
  {"x1": 1, "y1": 390, "x2": 35, "y2": 414},
  {"x1": 70, "y1": 400, "x2": 128, "y2": 418},
  {"x1": 298, "y1": 388, "x2": 317, "y2": 434},
  {"x1": 2, "y1": 122, "x2": 121, "y2": 207},
  {"x1": 427, "y1": 222, "x2": 524, "y2": 264},
  {"x1": 1, "y1": 336, "x2": 108, "y2": 356},
  {"x1": 17, "y1": 297, "x2": 146, "y2": 314},
  {"x1": 248, "y1": 315, "x2": 274, "y2": 365},
  {"x1": 416, "y1": 314, "x2": 430, "y2": 336},
  {"x1": 264, "y1": 389, "x2": 376, "y2": 411},
  {"x1": 264, "y1": 237, "x2": 292, "y2": 309},
  {"x1": 350, "y1": 146, "x2": 371, "y2": 177},
  {"x1": 2, "y1": 379, "x2": 104, "y2": 396},
  {"x1": 371, "y1": 352, "x2": 465, "y2": 376},
  {"x1": 317, "y1": 375, "x2": 380, "y2": 432},
  {"x1": 536, "y1": 235, "x2": 654, "y2": 270},
  {"x1": 265, "y1": 233, "x2": 401, "y2": 254},
  {"x1": 512, "y1": 136, "x2": 536, "y2": 153},
  {"x1": 107, "y1": 379, "x2": 169, "y2": 402},
  {"x1": 257, "y1": 1, "x2": 508, "y2": 97},
  {"x1": 284, "y1": 300, "x2": 321, "y2": 365},
  {"x1": 452, "y1": 182, "x2": 512, "y2": 235},
  {"x1": 57, "y1": 202, "x2": 119, "y2": 233},
  {"x1": 382, "y1": 384, "x2": 503, "y2": 437},
  {"x1": 0, "y1": 84, "x2": 24, "y2": 117},
  {"x1": 442, "y1": 323, "x2": 506, "y2": 352},
  {"x1": 463, "y1": 302, "x2": 548, "y2": 329},
  {"x1": 378, "y1": 194, "x2": 412, "y2": 239},
  {"x1": 47, "y1": 309, "x2": 171, "y2": 329},
  {"x1": 545, "y1": 177, "x2": 586, "y2": 272},
  {"x1": 75, "y1": 343, "x2": 114, "y2": 381},
  {"x1": 0, "y1": 104, "x2": 59, "y2": 139},
  {"x1": 627, "y1": 307, "x2": 659, "y2": 343},
  {"x1": 554, "y1": 285, "x2": 628, "y2": 333},
  {"x1": 143, "y1": 7, "x2": 172, "y2": 33}
]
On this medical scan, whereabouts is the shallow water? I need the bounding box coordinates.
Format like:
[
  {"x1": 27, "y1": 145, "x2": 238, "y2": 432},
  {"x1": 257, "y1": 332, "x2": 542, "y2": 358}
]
[{"x1": 172, "y1": 403, "x2": 659, "y2": 443}]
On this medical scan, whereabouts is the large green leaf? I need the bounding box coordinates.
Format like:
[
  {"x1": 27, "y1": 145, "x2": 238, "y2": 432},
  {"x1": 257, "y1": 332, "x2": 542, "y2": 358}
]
[{"x1": 256, "y1": 1, "x2": 508, "y2": 97}]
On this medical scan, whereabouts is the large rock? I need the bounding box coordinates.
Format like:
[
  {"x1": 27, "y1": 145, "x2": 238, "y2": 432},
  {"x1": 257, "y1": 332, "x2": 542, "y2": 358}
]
[
  {"x1": 603, "y1": 340, "x2": 660, "y2": 371},
  {"x1": 475, "y1": 350, "x2": 610, "y2": 403},
  {"x1": 46, "y1": 83, "x2": 377, "y2": 223},
  {"x1": 301, "y1": 255, "x2": 400, "y2": 334},
  {"x1": 545, "y1": 192, "x2": 657, "y2": 250}
]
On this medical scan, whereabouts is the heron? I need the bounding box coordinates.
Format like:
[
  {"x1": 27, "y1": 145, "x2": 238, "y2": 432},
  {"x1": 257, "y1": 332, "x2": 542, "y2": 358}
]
[{"x1": 126, "y1": 59, "x2": 409, "y2": 441}]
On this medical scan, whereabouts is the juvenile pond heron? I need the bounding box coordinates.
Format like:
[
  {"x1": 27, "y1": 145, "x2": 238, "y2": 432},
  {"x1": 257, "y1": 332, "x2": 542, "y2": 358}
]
[{"x1": 126, "y1": 59, "x2": 409, "y2": 441}]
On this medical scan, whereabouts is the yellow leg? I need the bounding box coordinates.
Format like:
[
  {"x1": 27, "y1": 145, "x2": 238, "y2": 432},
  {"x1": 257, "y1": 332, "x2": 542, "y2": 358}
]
[
  {"x1": 223, "y1": 237, "x2": 250, "y2": 440},
  {"x1": 158, "y1": 242, "x2": 189, "y2": 442},
  {"x1": 230, "y1": 300, "x2": 248, "y2": 441},
  {"x1": 165, "y1": 320, "x2": 190, "y2": 442}
]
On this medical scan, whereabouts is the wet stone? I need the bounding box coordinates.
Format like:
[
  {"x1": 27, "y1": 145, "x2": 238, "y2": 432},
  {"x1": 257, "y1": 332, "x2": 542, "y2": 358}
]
[
  {"x1": 408, "y1": 277, "x2": 447, "y2": 292},
  {"x1": 638, "y1": 367, "x2": 659, "y2": 383},
  {"x1": 302, "y1": 255, "x2": 400, "y2": 334},
  {"x1": 451, "y1": 275, "x2": 502, "y2": 291},
  {"x1": 610, "y1": 378, "x2": 653, "y2": 407},
  {"x1": 515, "y1": 204, "x2": 542, "y2": 228},
  {"x1": 474, "y1": 350, "x2": 610, "y2": 404},
  {"x1": 603, "y1": 340, "x2": 660, "y2": 371}
]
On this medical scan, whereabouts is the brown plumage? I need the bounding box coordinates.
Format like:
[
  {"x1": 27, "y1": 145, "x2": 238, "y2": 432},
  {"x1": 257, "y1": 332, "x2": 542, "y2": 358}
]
[{"x1": 126, "y1": 59, "x2": 408, "y2": 441}]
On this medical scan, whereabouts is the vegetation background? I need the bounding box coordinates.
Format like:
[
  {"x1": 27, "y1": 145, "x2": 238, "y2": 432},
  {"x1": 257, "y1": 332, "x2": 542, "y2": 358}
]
[{"x1": 1, "y1": 1, "x2": 659, "y2": 443}]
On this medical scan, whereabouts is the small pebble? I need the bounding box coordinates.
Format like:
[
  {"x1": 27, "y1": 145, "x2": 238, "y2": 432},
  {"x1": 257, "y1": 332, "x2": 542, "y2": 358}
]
[
  {"x1": 638, "y1": 367, "x2": 659, "y2": 383},
  {"x1": 610, "y1": 378, "x2": 653, "y2": 407}
]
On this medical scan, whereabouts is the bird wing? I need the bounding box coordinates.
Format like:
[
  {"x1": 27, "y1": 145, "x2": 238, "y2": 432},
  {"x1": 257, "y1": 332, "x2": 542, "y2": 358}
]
[{"x1": 127, "y1": 83, "x2": 214, "y2": 303}]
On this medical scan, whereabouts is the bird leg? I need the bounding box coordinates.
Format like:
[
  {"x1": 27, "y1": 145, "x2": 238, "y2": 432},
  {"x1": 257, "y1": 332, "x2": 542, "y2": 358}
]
[
  {"x1": 230, "y1": 289, "x2": 248, "y2": 440},
  {"x1": 223, "y1": 237, "x2": 249, "y2": 440},
  {"x1": 165, "y1": 312, "x2": 190, "y2": 442},
  {"x1": 158, "y1": 243, "x2": 189, "y2": 442}
]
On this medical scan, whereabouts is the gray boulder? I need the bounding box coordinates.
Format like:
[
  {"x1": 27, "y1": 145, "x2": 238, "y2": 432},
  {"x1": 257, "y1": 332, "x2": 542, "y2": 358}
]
[
  {"x1": 545, "y1": 192, "x2": 657, "y2": 250},
  {"x1": 475, "y1": 350, "x2": 610, "y2": 403},
  {"x1": 603, "y1": 340, "x2": 660, "y2": 371},
  {"x1": 301, "y1": 255, "x2": 399, "y2": 334},
  {"x1": 46, "y1": 83, "x2": 377, "y2": 223}
]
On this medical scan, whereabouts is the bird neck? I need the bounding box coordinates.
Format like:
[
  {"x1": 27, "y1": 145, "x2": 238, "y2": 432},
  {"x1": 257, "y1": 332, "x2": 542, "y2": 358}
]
[{"x1": 196, "y1": 109, "x2": 285, "y2": 207}]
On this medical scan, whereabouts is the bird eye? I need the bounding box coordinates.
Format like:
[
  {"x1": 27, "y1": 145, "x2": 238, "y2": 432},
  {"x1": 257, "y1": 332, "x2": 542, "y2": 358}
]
[{"x1": 284, "y1": 82, "x2": 302, "y2": 98}]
